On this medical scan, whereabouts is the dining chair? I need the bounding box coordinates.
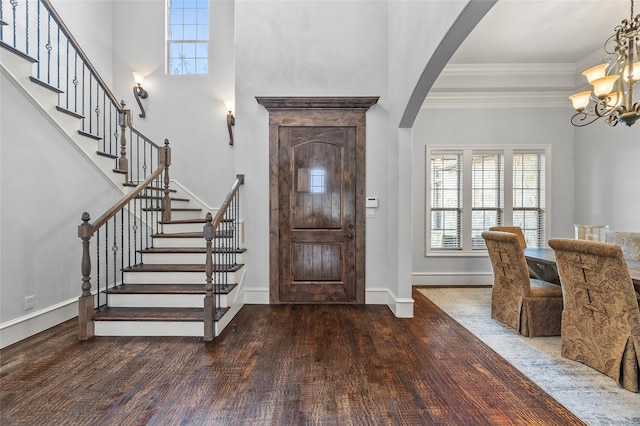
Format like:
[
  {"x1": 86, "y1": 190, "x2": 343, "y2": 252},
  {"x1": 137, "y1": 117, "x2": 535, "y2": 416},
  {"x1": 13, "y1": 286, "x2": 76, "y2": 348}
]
[
  {"x1": 489, "y1": 226, "x2": 527, "y2": 249},
  {"x1": 548, "y1": 238, "x2": 640, "y2": 392},
  {"x1": 482, "y1": 231, "x2": 563, "y2": 337},
  {"x1": 609, "y1": 231, "x2": 640, "y2": 261}
]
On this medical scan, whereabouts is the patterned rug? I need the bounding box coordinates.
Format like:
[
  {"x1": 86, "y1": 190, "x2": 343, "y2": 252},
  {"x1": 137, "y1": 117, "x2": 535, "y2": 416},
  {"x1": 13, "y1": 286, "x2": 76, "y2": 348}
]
[{"x1": 417, "y1": 287, "x2": 640, "y2": 426}]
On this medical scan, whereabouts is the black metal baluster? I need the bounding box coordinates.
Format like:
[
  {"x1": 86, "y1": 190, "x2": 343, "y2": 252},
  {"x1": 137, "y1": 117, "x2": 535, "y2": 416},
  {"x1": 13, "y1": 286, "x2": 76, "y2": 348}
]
[
  {"x1": 56, "y1": 24, "x2": 60, "y2": 90},
  {"x1": 81, "y1": 64, "x2": 85, "y2": 131},
  {"x1": 36, "y1": 0, "x2": 40, "y2": 78},
  {"x1": 112, "y1": 215, "x2": 118, "y2": 294},
  {"x1": 120, "y1": 208, "x2": 124, "y2": 286},
  {"x1": 88, "y1": 74, "x2": 93, "y2": 134},
  {"x1": 73, "y1": 51, "x2": 78, "y2": 112},
  {"x1": 65, "y1": 38, "x2": 69, "y2": 109},
  {"x1": 24, "y1": 0, "x2": 29, "y2": 55},
  {"x1": 104, "y1": 218, "x2": 109, "y2": 308},
  {"x1": 96, "y1": 228, "x2": 101, "y2": 310},
  {"x1": 45, "y1": 12, "x2": 51, "y2": 84},
  {"x1": 10, "y1": 0, "x2": 17, "y2": 48}
]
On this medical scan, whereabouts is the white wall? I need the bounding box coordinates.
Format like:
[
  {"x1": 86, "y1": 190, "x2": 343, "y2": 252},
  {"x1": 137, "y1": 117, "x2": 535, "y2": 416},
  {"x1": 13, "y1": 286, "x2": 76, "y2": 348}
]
[
  {"x1": 110, "y1": 0, "x2": 237, "y2": 207},
  {"x1": 412, "y1": 106, "x2": 576, "y2": 284},
  {"x1": 52, "y1": 0, "x2": 115, "y2": 88},
  {"x1": 0, "y1": 73, "x2": 121, "y2": 332},
  {"x1": 234, "y1": 0, "x2": 397, "y2": 302},
  {"x1": 574, "y1": 123, "x2": 640, "y2": 231}
]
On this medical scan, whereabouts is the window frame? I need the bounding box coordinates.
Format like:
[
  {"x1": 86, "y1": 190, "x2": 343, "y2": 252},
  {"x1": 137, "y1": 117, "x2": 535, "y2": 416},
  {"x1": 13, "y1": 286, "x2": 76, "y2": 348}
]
[
  {"x1": 166, "y1": 0, "x2": 209, "y2": 76},
  {"x1": 425, "y1": 144, "x2": 551, "y2": 257}
]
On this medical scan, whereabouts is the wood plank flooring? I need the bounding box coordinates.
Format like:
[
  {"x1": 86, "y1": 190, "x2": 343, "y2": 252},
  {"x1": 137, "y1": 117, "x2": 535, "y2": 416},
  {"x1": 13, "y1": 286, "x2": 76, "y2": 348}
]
[{"x1": 0, "y1": 288, "x2": 585, "y2": 425}]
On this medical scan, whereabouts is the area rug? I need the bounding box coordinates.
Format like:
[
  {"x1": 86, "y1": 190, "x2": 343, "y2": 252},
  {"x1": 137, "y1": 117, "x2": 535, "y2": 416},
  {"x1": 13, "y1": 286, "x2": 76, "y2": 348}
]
[{"x1": 417, "y1": 287, "x2": 640, "y2": 426}]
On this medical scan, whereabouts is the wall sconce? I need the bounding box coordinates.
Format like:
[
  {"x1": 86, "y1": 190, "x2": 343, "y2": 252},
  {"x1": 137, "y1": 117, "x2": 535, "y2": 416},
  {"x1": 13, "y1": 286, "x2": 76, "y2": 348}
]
[
  {"x1": 225, "y1": 100, "x2": 235, "y2": 146},
  {"x1": 132, "y1": 72, "x2": 148, "y2": 118}
]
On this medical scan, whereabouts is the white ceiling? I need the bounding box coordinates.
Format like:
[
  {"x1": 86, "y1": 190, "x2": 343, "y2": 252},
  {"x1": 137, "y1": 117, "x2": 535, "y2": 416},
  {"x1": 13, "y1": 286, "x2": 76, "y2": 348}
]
[{"x1": 449, "y1": 0, "x2": 633, "y2": 65}]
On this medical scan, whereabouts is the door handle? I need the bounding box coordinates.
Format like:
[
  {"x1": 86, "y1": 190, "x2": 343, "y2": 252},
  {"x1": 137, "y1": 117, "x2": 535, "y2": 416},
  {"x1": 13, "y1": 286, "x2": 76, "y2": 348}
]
[{"x1": 347, "y1": 234, "x2": 354, "y2": 239}]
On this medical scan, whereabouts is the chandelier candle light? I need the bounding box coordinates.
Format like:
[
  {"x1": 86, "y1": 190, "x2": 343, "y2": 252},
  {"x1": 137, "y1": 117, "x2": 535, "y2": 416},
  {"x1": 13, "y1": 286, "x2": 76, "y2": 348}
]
[{"x1": 569, "y1": 0, "x2": 640, "y2": 127}]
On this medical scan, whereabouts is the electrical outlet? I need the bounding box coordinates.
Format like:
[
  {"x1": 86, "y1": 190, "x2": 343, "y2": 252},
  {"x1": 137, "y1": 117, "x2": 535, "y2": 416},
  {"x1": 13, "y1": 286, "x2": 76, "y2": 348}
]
[
  {"x1": 24, "y1": 295, "x2": 35, "y2": 311},
  {"x1": 366, "y1": 208, "x2": 375, "y2": 218}
]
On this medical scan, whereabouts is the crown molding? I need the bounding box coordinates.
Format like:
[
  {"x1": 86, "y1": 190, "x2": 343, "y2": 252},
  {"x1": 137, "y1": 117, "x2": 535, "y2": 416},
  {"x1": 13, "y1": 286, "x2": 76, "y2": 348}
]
[
  {"x1": 422, "y1": 91, "x2": 572, "y2": 109},
  {"x1": 441, "y1": 63, "x2": 576, "y2": 78}
]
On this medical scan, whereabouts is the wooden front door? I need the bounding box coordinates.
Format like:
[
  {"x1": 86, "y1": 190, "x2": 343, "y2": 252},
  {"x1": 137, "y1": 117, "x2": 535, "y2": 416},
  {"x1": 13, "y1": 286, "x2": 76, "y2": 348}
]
[
  {"x1": 279, "y1": 126, "x2": 356, "y2": 303},
  {"x1": 257, "y1": 97, "x2": 378, "y2": 304}
]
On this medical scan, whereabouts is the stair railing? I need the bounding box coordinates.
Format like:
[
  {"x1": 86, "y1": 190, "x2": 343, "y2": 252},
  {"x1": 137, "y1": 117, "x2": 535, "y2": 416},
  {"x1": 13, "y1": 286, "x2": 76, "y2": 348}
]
[
  {"x1": 78, "y1": 138, "x2": 171, "y2": 340},
  {"x1": 0, "y1": 0, "x2": 148, "y2": 182},
  {"x1": 0, "y1": 0, "x2": 172, "y2": 339},
  {"x1": 204, "y1": 174, "x2": 244, "y2": 341}
]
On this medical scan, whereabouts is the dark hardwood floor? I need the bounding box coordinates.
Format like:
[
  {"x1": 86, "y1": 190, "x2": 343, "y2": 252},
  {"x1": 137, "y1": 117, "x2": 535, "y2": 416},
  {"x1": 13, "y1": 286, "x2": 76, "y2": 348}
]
[{"x1": 0, "y1": 289, "x2": 584, "y2": 425}]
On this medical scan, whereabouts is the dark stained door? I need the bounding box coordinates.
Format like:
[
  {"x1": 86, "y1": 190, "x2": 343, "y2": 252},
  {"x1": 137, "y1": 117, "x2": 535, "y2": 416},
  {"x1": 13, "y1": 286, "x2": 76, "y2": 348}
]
[{"x1": 278, "y1": 126, "x2": 356, "y2": 303}]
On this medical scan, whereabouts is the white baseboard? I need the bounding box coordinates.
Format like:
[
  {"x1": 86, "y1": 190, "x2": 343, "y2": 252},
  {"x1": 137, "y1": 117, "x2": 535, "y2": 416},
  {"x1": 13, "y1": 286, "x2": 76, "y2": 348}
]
[
  {"x1": 0, "y1": 298, "x2": 78, "y2": 349},
  {"x1": 241, "y1": 286, "x2": 414, "y2": 317},
  {"x1": 412, "y1": 272, "x2": 493, "y2": 286},
  {"x1": 242, "y1": 287, "x2": 270, "y2": 304},
  {"x1": 366, "y1": 287, "x2": 414, "y2": 318},
  {"x1": 1, "y1": 283, "x2": 416, "y2": 347}
]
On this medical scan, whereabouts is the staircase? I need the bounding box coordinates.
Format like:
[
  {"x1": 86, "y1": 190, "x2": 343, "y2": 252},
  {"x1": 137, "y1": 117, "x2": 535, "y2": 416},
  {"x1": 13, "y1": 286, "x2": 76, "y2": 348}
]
[
  {"x1": 1, "y1": 0, "x2": 245, "y2": 340},
  {"x1": 93, "y1": 208, "x2": 246, "y2": 337}
]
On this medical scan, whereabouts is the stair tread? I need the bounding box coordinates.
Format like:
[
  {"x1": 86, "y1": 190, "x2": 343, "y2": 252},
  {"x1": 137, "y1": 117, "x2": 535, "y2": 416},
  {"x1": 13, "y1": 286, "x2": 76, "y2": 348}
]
[
  {"x1": 123, "y1": 263, "x2": 244, "y2": 273},
  {"x1": 139, "y1": 247, "x2": 245, "y2": 254},
  {"x1": 136, "y1": 195, "x2": 190, "y2": 202},
  {"x1": 142, "y1": 207, "x2": 202, "y2": 212},
  {"x1": 93, "y1": 307, "x2": 229, "y2": 322},
  {"x1": 107, "y1": 283, "x2": 237, "y2": 294},
  {"x1": 152, "y1": 231, "x2": 233, "y2": 238},
  {"x1": 162, "y1": 218, "x2": 206, "y2": 224},
  {"x1": 123, "y1": 183, "x2": 177, "y2": 192}
]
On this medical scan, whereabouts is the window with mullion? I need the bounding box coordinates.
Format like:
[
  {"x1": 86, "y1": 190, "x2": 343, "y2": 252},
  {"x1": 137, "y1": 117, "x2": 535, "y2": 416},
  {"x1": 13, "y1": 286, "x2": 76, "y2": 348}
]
[
  {"x1": 426, "y1": 146, "x2": 548, "y2": 255},
  {"x1": 167, "y1": 0, "x2": 209, "y2": 75}
]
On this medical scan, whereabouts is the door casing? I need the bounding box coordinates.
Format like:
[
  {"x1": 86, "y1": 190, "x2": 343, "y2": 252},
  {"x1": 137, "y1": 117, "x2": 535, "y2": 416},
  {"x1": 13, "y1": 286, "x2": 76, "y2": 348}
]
[{"x1": 257, "y1": 97, "x2": 378, "y2": 304}]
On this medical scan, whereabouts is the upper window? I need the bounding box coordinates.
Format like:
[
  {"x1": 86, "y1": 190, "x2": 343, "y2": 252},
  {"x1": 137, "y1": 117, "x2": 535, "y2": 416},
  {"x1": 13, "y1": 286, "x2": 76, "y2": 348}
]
[
  {"x1": 167, "y1": 0, "x2": 209, "y2": 75},
  {"x1": 427, "y1": 146, "x2": 548, "y2": 255}
]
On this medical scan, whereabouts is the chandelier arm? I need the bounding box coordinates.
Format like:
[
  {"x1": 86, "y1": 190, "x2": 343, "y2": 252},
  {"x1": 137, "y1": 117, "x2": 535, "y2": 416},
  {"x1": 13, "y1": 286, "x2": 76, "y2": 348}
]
[{"x1": 570, "y1": 111, "x2": 601, "y2": 127}]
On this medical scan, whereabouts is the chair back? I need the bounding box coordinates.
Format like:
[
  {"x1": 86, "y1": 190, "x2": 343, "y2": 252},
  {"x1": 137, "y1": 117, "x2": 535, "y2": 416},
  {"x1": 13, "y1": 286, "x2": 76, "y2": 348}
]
[
  {"x1": 482, "y1": 231, "x2": 532, "y2": 328},
  {"x1": 489, "y1": 226, "x2": 527, "y2": 249},
  {"x1": 608, "y1": 231, "x2": 640, "y2": 261},
  {"x1": 548, "y1": 238, "x2": 640, "y2": 390}
]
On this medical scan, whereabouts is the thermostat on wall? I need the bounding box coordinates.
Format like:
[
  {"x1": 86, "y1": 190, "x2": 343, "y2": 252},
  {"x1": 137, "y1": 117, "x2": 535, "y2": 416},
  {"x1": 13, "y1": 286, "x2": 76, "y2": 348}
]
[{"x1": 366, "y1": 197, "x2": 379, "y2": 208}]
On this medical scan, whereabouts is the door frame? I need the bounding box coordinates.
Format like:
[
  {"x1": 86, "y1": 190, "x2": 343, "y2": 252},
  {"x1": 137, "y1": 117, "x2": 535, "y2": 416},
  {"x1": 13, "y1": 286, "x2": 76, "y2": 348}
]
[{"x1": 256, "y1": 97, "x2": 379, "y2": 304}]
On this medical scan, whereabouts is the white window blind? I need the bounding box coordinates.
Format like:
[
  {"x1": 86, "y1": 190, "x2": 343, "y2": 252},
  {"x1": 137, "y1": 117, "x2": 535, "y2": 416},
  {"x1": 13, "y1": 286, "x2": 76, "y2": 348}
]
[{"x1": 427, "y1": 146, "x2": 548, "y2": 254}]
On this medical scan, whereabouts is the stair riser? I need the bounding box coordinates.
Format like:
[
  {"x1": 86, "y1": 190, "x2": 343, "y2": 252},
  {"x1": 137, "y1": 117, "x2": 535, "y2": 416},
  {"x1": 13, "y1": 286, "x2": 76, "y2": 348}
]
[
  {"x1": 161, "y1": 223, "x2": 207, "y2": 234},
  {"x1": 94, "y1": 321, "x2": 203, "y2": 337},
  {"x1": 152, "y1": 237, "x2": 234, "y2": 248},
  {"x1": 141, "y1": 252, "x2": 243, "y2": 264},
  {"x1": 107, "y1": 293, "x2": 230, "y2": 309},
  {"x1": 169, "y1": 210, "x2": 205, "y2": 221},
  {"x1": 123, "y1": 271, "x2": 237, "y2": 284}
]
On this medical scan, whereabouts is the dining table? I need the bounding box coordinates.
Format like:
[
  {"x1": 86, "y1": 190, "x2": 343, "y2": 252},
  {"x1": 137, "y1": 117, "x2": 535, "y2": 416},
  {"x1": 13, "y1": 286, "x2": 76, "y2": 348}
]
[{"x1": 524, "y1": 247, "x2": 640, "y2": 292}]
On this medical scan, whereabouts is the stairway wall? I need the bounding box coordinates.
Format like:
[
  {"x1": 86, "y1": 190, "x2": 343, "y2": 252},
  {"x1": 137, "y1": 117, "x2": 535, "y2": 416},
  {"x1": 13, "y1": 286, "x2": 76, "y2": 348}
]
[
  {"x1": 110, "y1": 0, "x2": 236, "y2": 208},
  {"x1": 0, "y1": 72, "x2": 122, "y2": 345}
]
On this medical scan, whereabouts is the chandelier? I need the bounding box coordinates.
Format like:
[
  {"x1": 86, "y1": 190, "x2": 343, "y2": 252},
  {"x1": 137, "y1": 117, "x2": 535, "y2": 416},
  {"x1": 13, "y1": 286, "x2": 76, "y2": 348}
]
[{"x1": 569, "y1": 0, "x2": 640, "y2": 127}]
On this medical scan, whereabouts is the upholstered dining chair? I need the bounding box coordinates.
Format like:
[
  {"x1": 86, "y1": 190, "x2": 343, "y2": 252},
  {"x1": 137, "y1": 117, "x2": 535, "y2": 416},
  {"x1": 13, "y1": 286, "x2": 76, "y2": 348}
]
[
  {"x1": 489, "y1": 226, "x2": 527, "y2": 249},
  {"x1": 548, "y1": 238, "x2": 640, "y2": 393},
  {"x1": 482, "y1": 231, "x2": 563, "y2": 337},
  {"x1": 609, "y1": 231, "x2": 640, "y2": 261}
]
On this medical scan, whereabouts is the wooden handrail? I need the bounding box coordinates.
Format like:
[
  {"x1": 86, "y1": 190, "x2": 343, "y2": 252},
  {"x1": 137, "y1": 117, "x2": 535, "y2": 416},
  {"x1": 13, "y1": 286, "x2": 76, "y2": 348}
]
[
  {"x1": 204, "y1": 174, "x2": 244, "y2": 341},
  {"x1": 125, "y1": 111, "x2": 162, "y2": 150},
  {"x1": 77, "y1": 147, "x2": 169, "y2": 239},
  {"x1": 208, "y1": 174, "x2": 244, "y2": 231}
]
